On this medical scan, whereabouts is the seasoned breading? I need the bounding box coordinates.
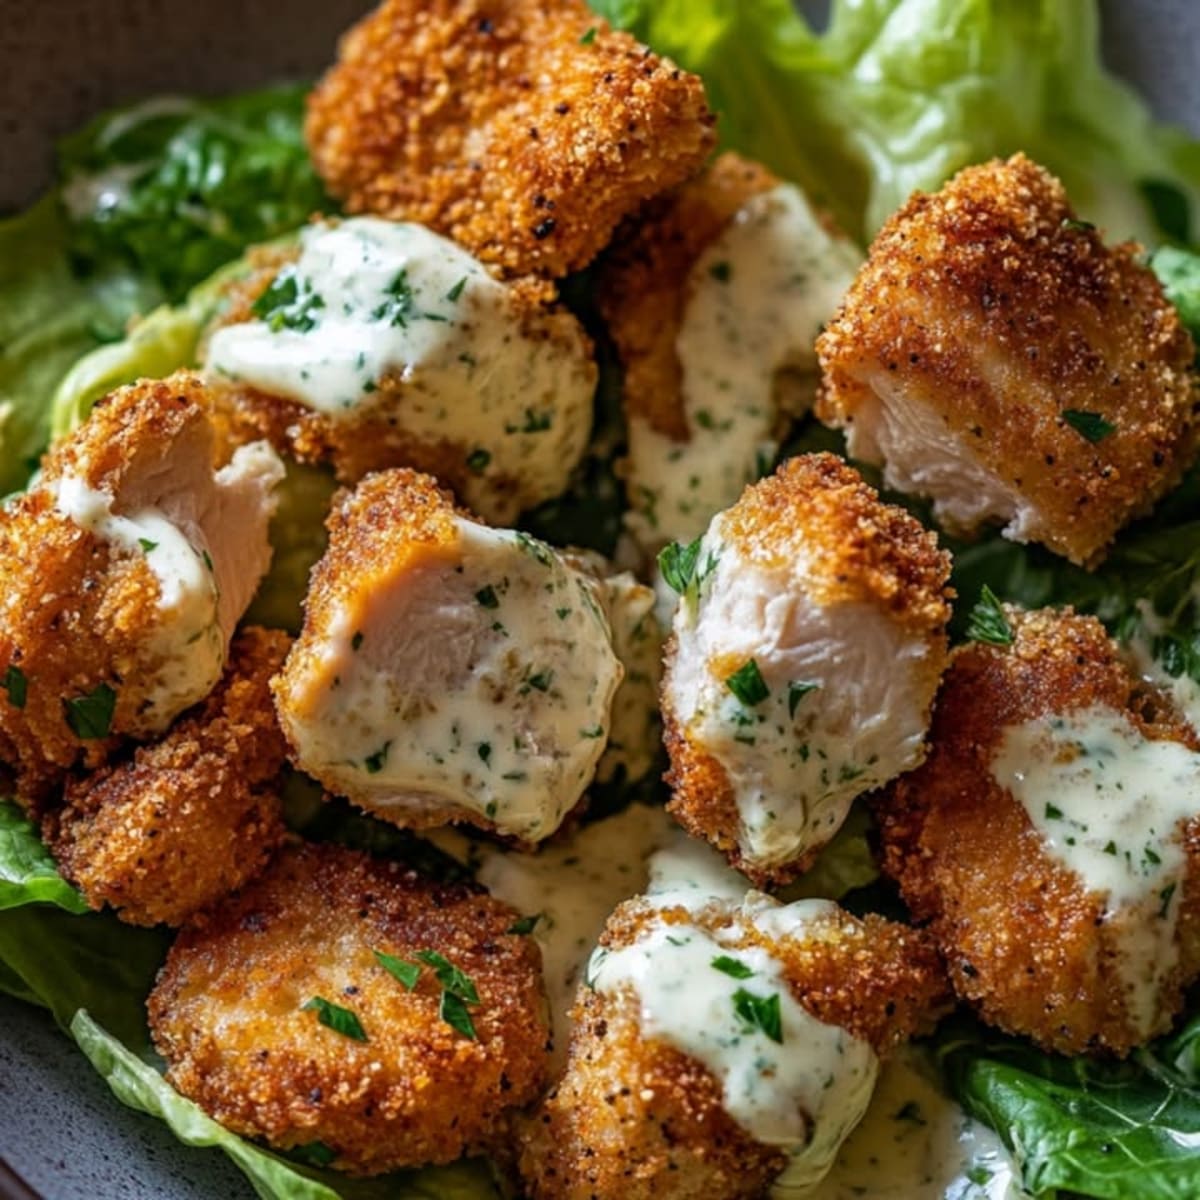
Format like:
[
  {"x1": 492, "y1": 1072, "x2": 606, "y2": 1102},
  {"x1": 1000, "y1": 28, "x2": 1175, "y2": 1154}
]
[
  {"x1": 44, "y1": 628, "x2": 290, "y2": 928},
  {"x1": 148, "y1": 841, "x2": 550, "y2": 1175},
  {"x1": 273, "y1": 469, "x2": 623, "y2": 843},
  {"x1": 516, "y1": 895, "x2": 948, "y2": 1200},
  {"x1": 201, "y1": 218, "x2": 596, "y2": 523},
  {"x1": 874, "y1": 606, "x2": 1200, "y2": 1056},
  {"x1": 663, "y1": 454, "x2": 952, "y2": 886},
  {"x1": 305, "y1": 0, "x2": 715, "y2": 278},
  {"x1": 817, "y1": 153, "x2": 1198, "y2": 567},
  {"x1": 0, "y1": 374, "x2": 281, "y2": 808}
]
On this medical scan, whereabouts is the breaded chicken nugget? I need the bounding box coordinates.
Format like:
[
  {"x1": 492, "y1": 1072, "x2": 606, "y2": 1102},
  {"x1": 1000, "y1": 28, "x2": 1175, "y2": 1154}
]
[
  {"x1": 0, "y1": 374, "x2": 282, "y2": 808},
  {"x1": 273, "y1": 469, "x2": 623, "y2": 843},
  {"x1": 662, "y1": 454, "x2": 952, "y2": 886},
  {"x1": 203, "y1": 217, "x2": 597, "y2": 524},
  {"x1": 600, "y1": 153, "x2": 862, "y2": 548},
  {"x1": 44, "y1": 628, "x2": 290, "y2": 927},
  {"x1": 875, "y1": 605, "x2": 1200, "y2": 1056},
  {"x1": 817, "y1": 154, "x2": 1198, "y2": 567},
  {"x1": 149, "y1": 841, "x2": 549, "y2": 1174},
  {"x1": 517, "y1": 885, "x2": 949, "y2": 1200},
  {"x1": 305, "y1": 0, "x2": 715, "y2": 278}
]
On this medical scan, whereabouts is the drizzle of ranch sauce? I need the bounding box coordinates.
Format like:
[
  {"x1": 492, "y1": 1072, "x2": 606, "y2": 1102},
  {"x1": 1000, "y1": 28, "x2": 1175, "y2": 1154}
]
[
  {"x1": 52, "y1": 474, "x2": 223, "y2": 723},
  {"x1": 990, "y1": 703, "x2": 1200, "y2": 1038},
  {"x1": 588, "y1": 893, "x2": 878, "y2": 1194},
  {"x1": 626, "y1": 183, "x2": 861, "y2": 548}
]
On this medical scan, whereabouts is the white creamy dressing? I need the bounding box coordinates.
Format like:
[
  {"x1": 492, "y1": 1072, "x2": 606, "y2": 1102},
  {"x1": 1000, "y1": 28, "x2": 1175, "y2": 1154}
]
[
  {"x1": 205, "y1": 217, "x2": 593, "y2": 521},
  {"x1": 1127, "y1": 593, "x2": 1200, "y2": 732},
  {"x1": 298, "y1": 519, "x2": 623, "y2": 843},
  {"x1": 52, "y1": 474, "x2": 223, "y2": 722},
  {"x1": 990, "y1": 703, "x2": 1200, "y2": 1037},
  {"x1": 809, "y1": 1046, "x2": 1026, "y2": 1200},
  {"x1": 589, "y1": 893, "x2": 878, "y2": 1194},
  {"x1": 626, "y1": 184, "x2": 861, "y2": 548},
  {"x1": 666, "y1": 516, "x2": 936, "y2": 873}
]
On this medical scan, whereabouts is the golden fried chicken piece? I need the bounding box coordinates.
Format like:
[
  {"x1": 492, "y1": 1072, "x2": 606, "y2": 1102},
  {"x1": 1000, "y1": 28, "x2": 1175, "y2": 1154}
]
[
  {"x1": 273, "y1": 469, "x2": 623, "y2": 843},
  {"x1": 817, "y1": 153, "x2": 1198, "y2": 567},
  {"x1": 203, "y1": 217, "x2": 597, "y2": 524},
  {"x1": 0, "y1": 374, "x2": 282, "y2": 808},
  {"x1": 44, "y1": 628, "x2": 290, "y2": 927},
  {"x1": 305, "y1": 0, "x2": 715, "y2": 279},
  {"x1": 517, "y1": 885, "x2": 949, "y2": 1200},
  {"x1": 600, "y1": 153, "x2": 862, "y2": 548},
  {"x1": 148, "y1": 841, "x2": 550, "y2": 1174},
  {"x1": 875, "y1": 605, "x2": 1200, "y2": 1056},
  {"x1": 662, "y1": 454, "x2": 952, "y2": 886}
]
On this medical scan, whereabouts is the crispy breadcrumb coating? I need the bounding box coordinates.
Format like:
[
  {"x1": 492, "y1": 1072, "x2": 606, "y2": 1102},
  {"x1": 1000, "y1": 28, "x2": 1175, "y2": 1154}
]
[
  {"x1": 663, "y1": 454, "x2": 952, "y2": 886},
  {"x1": 874, "y1": 605, "x2": 1200, "y2": 1056},
  {"x1": 0, "y1": 374, "x2": 280, "y2": 809},
  {"x1": 44, "y1": 628, "x2": 290, "y2": 928},
  {"x1": 598, "y1": 152, "x2": 780, "y2": 440},
  {"x1": 817, "y1": 153, "x2": 1198, "y2": 566},
  {"x1": 305, "y1": 0, "x2": 715, "y2": 278},
  {"x1": 148, "y1": 841, "x2": 550, "y2": 1175},
  {"x1": 516, "y1": 896, "x2": 948, "y2": 1200}
]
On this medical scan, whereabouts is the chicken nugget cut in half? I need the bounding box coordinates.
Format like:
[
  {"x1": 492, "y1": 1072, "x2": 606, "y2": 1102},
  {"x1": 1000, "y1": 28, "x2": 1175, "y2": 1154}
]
[
  {"x1": 516, "y1": 848, "x2": 949, "y2": 1200},
  {"x1": 273, "y1": 469, "x2": 624, "y2": 843},
  {"x1": 817, "y1": 153, "x2": 1198, "y2": 567},
  {"x1": 204, "y1": 217, "x2": 597, "y2": 524},
  {"x1": 875, "y1": 604, "x2": 1200, "y2": 1057},
  {"x1": 600, "y1": 152, "x2": 862, "y2": 550},
  {"x1": 148, "y1": 841, "x2": 550, "y2": 1175},
  {"x1": 306, "y1": 0, "x2": 715, "y2": 279},
  {"x1": 0, "y1": 373, "x2": 283, "y2": 807},
  {"x1": 661, "y1": 453, "x2": 952, "y2": 887},
  {"x1": 44, "y1": 628, "x2": 291, "y2": 928}
]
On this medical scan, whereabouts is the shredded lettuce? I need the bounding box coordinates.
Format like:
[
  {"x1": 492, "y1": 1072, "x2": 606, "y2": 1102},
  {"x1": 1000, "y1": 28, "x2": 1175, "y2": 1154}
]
[
  {"x1": 938, "y1": 1015, "x2": 1200, "y2": 1199},
  {"x1": 0, "y1": 799, "x2": 88, "y2": 913},
  {"x1": 593, "y1": 0, "x2": 1200, "y2": 245}
]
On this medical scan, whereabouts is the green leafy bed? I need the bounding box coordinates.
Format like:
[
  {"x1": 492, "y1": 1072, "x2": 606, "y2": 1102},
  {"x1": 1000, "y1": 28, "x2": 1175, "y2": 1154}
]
[{"x1": 4, "y1": 2, "x2": 1200, "y2": 1197}]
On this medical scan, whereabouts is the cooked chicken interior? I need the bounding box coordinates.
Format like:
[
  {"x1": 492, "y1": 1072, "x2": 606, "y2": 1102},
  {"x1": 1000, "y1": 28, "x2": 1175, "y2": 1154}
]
[
  {"x1": 305, "y1": 0, "x2": 715, "y2": 278},
  {"x1": 0, "y1": 374, "x2": 282, "y2": 805},
  {"x1": 517, "y1": 839, "x2": 949, "y2": 1200},
  {"x1": 662, "y1": 453, "x2": 952, "y2": 885},
  {"x1": 205, "y1": 217, "x2": 596, "y2": 524},
  {"x1": 148, "y1": 841, "x2": 550, "y2": 1175},
  {"x1": 875, "y1": 604, "x2": 1200, "y2": 1056},
  {"x1": 601, "y1": 153, "x2": 862, "y2": 550},
  {"x1": 44, "y1": 627, "x2": 290, "y2": 928},
  {"x1": 817, "y1": 153, "x2": 1198, "y2": 566},
  {"x1": 274, "y1": 469, "x2": 624, "y2": 842}
]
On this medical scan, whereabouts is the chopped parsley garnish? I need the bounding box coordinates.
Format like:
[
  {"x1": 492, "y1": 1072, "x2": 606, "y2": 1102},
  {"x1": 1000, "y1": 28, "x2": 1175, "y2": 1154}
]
[
  {"x1": 526, "y1": 669, "x2": 554, "y2": 693},
  {"x1": 965, "y1": 585, "x2": 1013, "y2": 646},
  {"x1": 302, "y1": 996, "x2": 367, "y2": 1042},
  {"x1": 726, "y1": 659, "x2": 769, "y2": 706},
  {"x1": 507, "y1": 408, "x2": 553, "y2": 434},
  {"x1": 1062, "y1": 409, "x2": 1117, "y2": 443},
  {"x1": 374, "y1": 950, "x2": 422, "y2": 989},
  {"x1": 1104, "y1": 840, "x2": 1118, "y2": 855},
  {"x1": 475, "y1": 585, "x2": 500, "y2": 609},
  {"x1": 894, "y1": 1101, "x2": 927, "y2": 1125},
  {"x1": 364, "y1": 742, "x2": 391, "y2": 774},
  {"x1": 445, "y1": 276, "x2": 468, "y2": 302},
  {"x1": 466, "y1": 448, "x2": 491, "y2": 474},
  {"x1": 711, "y1": 955, "x2": 754, "y2": 980},
  {"x1": 515, "y1": 531, "x2": 554, "y2": 567},
  {"x1": 351, "y1": 631, "x2": 364, "y2": 651},
  {"x1": 580, "y1": 724, "x2": 603, "y2": 738},
  {"x1": 138, "y1": 538, "x2": 158, "y2": 552},
  {"x1": 1045, "y1": 803, "x2": 1064, "y2": 820},
  {"x1": 290, "y1": 1142, "x2": 337, "y2": 1167},
  {"x1": 709, "y1": 260, "x2": 732, "y2": 283},
  {"x1": 507, "y1": 914, "x2": 541, "y2": 935},
  {"x1": 579, "y1": 25, "x2": 598, "y2": 44},
  {"x1": 202, "y1": 549, "x2": 215, "y2": 573},
  {"x1": 372, "y1": 268, "x2": 419, "y2": 328},
  {"x1": 64, "y1": 683, "x2": 116, "y2": 739},
  {"x1": 416, "y1": 950, "x2": 480, "y2": 1003},
  {"x1": 1159, "y1": 882, "x2": 1178, "y2": 918},
  {"x1": 658, "y1": 536, "x2": 702, "y2": 596},
  {"x1": 440, "y1": 991, "x2": 477, "y2": 1040},
  {"x1": 252, "y1": 266, "x2": 326, "y2": 333},
  {"x1": 732, "y1": 988, "x2": 783, "y2": 1043},
  {"x1": 2, "y1": 664, "x2": 27, "y2": 710},
  {"x1": 478, "y1": 741, "x2": 492, "y2": 765},
  {"x1": 788, "y1": 680, "x2": 818, "y2": 718},
  {"x1": 1060, "y1": 217, "x2": 1096, "y2": 233}
]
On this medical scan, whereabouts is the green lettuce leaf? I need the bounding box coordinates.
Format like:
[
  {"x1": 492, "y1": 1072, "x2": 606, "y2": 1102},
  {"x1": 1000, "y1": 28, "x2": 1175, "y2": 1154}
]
[
  {"x1": 938, "y1": 1015, "x2": 1200, "y2": 1199},
  {"x1": 593, "y1": 0, "x2": 1200, "y2": 244},
  {"x1": 58, "y1": 85, "x2": 330, "y2": 302},
  {"x1": 1152, "y1": 245, "x2": 1200, "y2": 339},
  {"x1": 0, "y1": 799, "x2": 88, "y2": 913}
]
